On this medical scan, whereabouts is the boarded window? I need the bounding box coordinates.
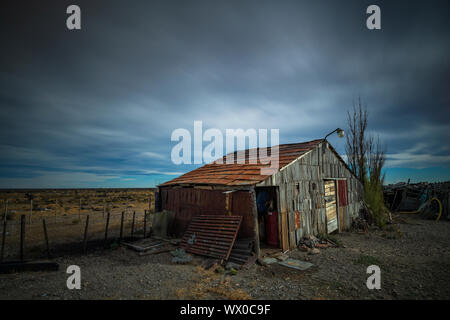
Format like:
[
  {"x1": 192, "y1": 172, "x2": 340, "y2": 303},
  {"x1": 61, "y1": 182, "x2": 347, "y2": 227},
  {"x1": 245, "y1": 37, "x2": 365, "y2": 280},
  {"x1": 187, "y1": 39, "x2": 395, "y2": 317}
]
[{"x1": 338, "y1": 180, "x2": 348, "y2": 206}]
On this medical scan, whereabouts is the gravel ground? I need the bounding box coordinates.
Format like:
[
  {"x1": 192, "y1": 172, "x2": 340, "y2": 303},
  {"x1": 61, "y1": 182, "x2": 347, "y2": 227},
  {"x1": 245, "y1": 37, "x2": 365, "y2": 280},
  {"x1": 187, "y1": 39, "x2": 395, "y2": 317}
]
[{"x1": 1, "y1": 214, "x2": 449, "y2": 300}]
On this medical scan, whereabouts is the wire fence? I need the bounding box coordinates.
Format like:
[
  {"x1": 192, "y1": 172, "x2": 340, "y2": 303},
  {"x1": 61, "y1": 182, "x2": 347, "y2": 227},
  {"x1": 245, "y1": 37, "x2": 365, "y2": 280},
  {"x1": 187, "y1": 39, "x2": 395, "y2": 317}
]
[{"x1": 0, "y1": 209, "x2": 152, "y2": 262}]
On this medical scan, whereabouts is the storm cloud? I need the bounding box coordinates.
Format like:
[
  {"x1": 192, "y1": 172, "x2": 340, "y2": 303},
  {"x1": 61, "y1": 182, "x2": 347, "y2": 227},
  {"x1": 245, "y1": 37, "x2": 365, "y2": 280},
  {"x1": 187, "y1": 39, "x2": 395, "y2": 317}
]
[{"x1": 0, "y1": 0, "x2": 449, "y2": 187}]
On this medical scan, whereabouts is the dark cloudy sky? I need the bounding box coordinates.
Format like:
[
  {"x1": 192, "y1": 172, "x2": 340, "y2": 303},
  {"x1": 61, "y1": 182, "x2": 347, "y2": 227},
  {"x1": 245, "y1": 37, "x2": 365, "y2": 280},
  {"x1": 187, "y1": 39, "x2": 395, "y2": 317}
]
[{"x1": 0, "y1": 0, "x2": 449, "y2": 188}]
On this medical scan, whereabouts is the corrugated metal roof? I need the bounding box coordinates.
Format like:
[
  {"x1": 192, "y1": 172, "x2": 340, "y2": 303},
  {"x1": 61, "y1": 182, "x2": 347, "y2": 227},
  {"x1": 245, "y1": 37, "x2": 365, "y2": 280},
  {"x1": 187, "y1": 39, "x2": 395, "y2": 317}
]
[{"x1": 161, "y1": 139, "x2": 323, "y2": 187}]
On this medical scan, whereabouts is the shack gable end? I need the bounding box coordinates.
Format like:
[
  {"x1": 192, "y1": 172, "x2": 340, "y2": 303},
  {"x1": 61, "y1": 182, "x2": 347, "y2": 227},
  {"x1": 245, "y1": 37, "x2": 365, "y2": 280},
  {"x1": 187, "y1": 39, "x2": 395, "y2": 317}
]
[{"x1": 256, "y1": 142, "x2": 363, "y2": 248}]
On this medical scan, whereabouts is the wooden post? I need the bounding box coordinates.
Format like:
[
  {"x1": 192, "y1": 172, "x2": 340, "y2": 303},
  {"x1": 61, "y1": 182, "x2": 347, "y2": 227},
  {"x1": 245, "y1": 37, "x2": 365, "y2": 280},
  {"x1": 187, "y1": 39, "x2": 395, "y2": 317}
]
[
  {"x1": 30, "y1": 199, "x2": 33, "y2": 225},
  {"x1": 119, "y1": 211, "x2": 124, "y2": 242},
  {"x1": 83, "y1": 215, "x2": 90, "y2": 254},
  {"x1": 20, "y1": 215, "x2": 25, "y2": 262},
  {"x1": 3, "y1": 199, "x2": 7, "y2": 222},
  {"x1": 79, "y1": 198, "x2": 81, "y2": 220},
  {"x1": 104, "y1": 212, "x2": 110, "y2": 245},
  {"x1": 143, "y1": 210, "x2": 147, "y2": 238},
  {"x1": 55, "y1": 199, "x2": 58, "y2": 223},
  {"x1": 103, "y1": 200, "x2": 105, "y2": 218},
  {"x1": 250, "y1": 188, "x2": 261, "y2": 259},
  {"x1": 42, "y1": 219, "x2": 50, "y2": 259},
  {"x1": 131, "y1": 211, "x2": 136, "y2": 240},
  {"x1": 0, "y1": 219, "x2": 6, "y2": 263}
]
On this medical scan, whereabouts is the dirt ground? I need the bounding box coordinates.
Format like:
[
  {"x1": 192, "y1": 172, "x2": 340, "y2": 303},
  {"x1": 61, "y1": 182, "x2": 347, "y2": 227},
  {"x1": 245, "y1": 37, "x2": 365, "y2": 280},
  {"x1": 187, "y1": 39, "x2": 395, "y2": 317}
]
[{"x1": 1, "y1": 214, "x2": 449, "y2": 300}]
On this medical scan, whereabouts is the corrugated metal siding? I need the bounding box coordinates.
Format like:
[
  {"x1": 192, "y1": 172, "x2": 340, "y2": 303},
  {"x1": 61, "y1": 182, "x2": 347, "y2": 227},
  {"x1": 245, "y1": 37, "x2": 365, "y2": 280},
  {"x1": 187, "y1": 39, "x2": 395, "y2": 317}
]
[
  {"x1": 160, "y1": 187, "x2": 254, "y2": 238},
  {"x1": 257, "y1": 142, "x2": 362, "y2": 246}
]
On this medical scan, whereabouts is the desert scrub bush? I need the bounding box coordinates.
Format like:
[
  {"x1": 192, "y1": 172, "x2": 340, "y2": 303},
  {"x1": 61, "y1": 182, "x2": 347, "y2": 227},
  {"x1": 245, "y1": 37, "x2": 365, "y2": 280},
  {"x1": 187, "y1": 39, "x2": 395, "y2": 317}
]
[{"x1": 364, "y1": 178, "x2": 389, "y2": 228}]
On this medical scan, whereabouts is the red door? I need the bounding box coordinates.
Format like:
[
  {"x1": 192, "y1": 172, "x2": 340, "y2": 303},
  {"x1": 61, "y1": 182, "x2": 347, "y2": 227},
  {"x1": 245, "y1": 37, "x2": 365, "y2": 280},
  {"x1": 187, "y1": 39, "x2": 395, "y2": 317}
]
[{"x1": 266, "y1": 211, "x2": 279, "y2": 247}]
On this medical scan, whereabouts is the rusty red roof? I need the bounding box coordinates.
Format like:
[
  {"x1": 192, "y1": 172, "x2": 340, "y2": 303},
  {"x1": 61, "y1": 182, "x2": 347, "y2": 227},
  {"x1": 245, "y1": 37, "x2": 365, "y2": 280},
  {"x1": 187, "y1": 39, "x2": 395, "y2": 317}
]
[{"x1": 160, "y1": 139, "x2": 324, "y2": 187}]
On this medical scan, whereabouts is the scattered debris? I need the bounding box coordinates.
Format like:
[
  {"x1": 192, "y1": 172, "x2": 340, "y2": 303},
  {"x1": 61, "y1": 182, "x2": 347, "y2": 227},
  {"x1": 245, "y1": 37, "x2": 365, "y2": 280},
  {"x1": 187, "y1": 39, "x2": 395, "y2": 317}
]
[
  {"x1": 274, "y1": 252, "x2": 289, "y2": 261},
  {"x1": 278, "y1": 258, "x2": 314, "y2": 271},
  {"x1": 121, "y1": 239, "x2": 164, "y2": 252},
  {"x1": 225, "y1": 262, "x2": 241, "y2": 270},
  {"x1": 384, "y1": 181, "x2": 449, "y2": 220},
  {"x1": 171, "y1": 248, "x2": 193, "y2": 264},
  {"x1": 262, "y1": 257, "x2": 278, "y2": 265}
]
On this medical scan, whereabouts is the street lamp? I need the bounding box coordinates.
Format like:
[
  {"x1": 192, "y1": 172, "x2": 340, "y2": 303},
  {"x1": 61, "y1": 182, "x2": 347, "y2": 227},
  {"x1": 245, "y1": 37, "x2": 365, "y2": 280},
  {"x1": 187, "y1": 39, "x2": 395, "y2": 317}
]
[{"x1": 324, "y1": 128, "x2": 344, "y2": 140}]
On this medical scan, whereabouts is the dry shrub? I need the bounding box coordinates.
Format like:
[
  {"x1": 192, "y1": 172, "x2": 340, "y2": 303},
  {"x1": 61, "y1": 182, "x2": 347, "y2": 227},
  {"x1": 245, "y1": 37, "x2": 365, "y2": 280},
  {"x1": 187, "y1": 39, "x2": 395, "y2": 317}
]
[
  {"x1": 175, "y1": 266, "x2": 251, "y2": 300},
  {"x1": 207, "y1": 277, "x2": 252, "y2": 300}
]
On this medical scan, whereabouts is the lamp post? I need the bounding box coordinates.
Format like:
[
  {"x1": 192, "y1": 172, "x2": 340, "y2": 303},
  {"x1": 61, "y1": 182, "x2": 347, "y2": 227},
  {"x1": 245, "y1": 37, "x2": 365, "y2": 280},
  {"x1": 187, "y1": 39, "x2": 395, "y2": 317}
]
[{"x1": 323, "y1": 128, "x2": 345, "y2": 141}]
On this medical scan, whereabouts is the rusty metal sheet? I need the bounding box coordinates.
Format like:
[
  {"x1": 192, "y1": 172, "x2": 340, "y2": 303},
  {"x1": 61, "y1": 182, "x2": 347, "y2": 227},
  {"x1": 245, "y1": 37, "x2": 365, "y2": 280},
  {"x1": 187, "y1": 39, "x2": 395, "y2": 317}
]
[
  {"x1": 161, "y1": 188, "x2": 254, "y2": 238},
  {"x1": 180, "y1": 215, "x2": 242, "y2": 261},
  {"x1": 161, "y1": 139, "x2": 323, "y2": 187}
]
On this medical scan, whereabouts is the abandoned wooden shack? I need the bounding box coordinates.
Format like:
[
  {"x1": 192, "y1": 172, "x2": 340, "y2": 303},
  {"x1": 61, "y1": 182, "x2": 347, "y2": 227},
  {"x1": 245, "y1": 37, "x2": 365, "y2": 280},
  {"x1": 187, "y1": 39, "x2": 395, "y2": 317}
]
[{"x1": 157, "y1": 139, "x2": 363, "y2": 254}]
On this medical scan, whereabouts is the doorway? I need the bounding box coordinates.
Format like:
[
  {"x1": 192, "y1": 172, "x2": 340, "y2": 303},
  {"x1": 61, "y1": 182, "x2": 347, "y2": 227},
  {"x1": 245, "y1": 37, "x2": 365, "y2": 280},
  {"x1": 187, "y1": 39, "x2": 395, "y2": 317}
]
[
  {"x1": 255, "y1": 187, "x2": 279, "y2": 248},
  {"x1": 324, "y1": 180, "x2": 338, "y2": 234}
]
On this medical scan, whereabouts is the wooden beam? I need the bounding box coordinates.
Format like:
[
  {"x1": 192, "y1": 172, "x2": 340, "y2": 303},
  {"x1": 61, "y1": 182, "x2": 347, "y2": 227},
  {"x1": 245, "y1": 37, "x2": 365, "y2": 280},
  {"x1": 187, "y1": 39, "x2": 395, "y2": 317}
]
[{"x1": 249, "y1": 187, "x2": 260, "y2": 258}]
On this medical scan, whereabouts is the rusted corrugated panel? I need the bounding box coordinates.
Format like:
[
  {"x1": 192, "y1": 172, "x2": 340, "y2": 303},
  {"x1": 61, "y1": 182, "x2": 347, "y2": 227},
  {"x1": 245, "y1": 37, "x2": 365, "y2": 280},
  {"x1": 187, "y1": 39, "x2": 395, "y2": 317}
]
[
  {"x1": 180, "y1": 215, "x2": 242, "y2": 261},
  {"x1": 230, "y1": 191, "x2": 254, "y2": 239},
  {"x1": 161, "y1": 139, "x2": 323, "y2": 187},
  {"x1": 161, "y1": 188, "x2": 255, "y2": 238}
]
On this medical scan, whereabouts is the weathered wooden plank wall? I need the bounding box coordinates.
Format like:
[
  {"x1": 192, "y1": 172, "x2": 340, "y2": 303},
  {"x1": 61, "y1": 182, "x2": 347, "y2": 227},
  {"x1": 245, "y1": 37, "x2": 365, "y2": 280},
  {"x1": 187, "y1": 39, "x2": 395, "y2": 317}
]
[{"x1": 257, "y1": 142, "x2": 363, "y2": 247}]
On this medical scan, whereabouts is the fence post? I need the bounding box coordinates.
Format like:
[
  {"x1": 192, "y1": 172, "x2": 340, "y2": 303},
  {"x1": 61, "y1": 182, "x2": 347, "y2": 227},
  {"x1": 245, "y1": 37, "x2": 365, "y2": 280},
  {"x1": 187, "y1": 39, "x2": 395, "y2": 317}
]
[
  {"x1": 143, "y1": 210, "x2": 147, "y2": 238},
  {"x1": 119, "y1": 211, "x2": 124, "y2": 242},
  {"x1": 3, "y1": 199, "x2": 7, "y2": 222},
  {"x1": 131, "y1": 211, "x2": 136, "y2": 240},
  {"x1": 1, "y1": 219, "x2": 7, "y2": 263},
  {"x1": 30, "y1": 199, "x2": 33, "y2": 225},
  {"x1": 42, "y1": 219, "x2": 50, "y2": 259},
  {"x1": 104, "y1": 212, "x2": 110, "y2": 246},
  {"x1": 83, "y1": 215, "x2": 90, "y2": 254},
  {"x1": 20, "y1": 215, "x2": 25, "y2": 262}
]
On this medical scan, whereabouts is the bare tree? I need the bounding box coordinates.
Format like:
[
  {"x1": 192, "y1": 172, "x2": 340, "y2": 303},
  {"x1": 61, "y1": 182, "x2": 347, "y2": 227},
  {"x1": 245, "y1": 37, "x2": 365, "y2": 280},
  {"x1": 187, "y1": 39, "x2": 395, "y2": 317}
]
[
  {"x1": 345, "y1": 97, "x2": 386, "y2": 185},
  {"x1": 367, "y1": 135, "x2": 386, "y2": 185},
  {"x1": 346, "y1": 97, "x2": 388, "y2": 226},
  {"x1": 345, "y1": 97, "x2": 369, "y2": 183}
]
